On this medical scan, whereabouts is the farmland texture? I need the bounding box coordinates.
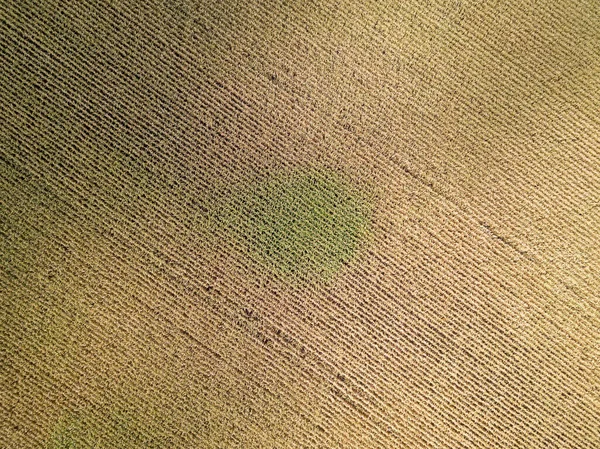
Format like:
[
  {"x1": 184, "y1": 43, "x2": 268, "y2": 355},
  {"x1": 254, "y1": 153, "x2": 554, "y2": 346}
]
[{"x1": 1, "y1": 0, "x2": 600, "y2": 448}]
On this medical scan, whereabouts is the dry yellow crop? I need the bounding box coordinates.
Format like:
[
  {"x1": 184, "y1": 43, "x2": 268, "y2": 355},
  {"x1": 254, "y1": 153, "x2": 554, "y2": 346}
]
[{"x1": 2, "y1": 0, "x2": 599, "y2": 448}]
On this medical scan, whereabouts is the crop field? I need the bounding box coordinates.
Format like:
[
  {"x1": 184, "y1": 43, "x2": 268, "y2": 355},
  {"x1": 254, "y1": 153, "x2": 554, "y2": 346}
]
[{"x1": 1, "y1": 0, "x2": 599, "y2": 448}]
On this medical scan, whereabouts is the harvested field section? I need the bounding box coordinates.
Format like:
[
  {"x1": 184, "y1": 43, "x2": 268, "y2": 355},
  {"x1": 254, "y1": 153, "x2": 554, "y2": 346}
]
[{"x1": 2, "y1": 0, "x2": 600, "y2": 448}]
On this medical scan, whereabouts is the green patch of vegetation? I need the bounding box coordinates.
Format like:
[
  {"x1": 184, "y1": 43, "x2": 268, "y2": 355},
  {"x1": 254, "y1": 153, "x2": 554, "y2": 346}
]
[
  {"x1": 214, "y1": 168, "x2": 372, "y2": 282},
  {"x1": 47, "y1": 408, "x2": 170, "y2": 449}
]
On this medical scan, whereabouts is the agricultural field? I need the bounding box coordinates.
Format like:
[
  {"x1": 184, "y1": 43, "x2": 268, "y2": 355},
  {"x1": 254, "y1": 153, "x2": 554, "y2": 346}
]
[{"x1": 1, "y1": 0, "x2": 599, "y2": 448}]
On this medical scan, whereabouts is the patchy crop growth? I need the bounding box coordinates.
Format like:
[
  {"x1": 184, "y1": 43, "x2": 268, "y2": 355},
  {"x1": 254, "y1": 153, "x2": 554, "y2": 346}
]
[{"x1": 213, "y1": 168, "x2": 372, "y2": 282}]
